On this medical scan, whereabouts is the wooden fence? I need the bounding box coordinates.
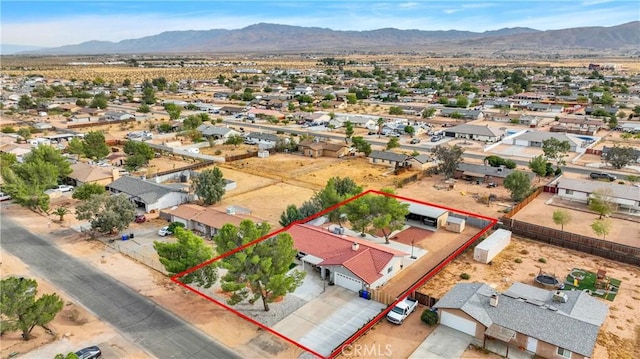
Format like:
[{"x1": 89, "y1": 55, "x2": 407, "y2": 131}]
[
  {"x1": 367, "y1": 288, "x2": 396, "y2": 305},
  {"x1": 413, "y1": 291, "x2": 438, "y2": 307},
  {"x1": 500, "y1": 218, "x2": 640, "y2": 266},
  {"x1": 502, "y1": 186, "x2": 543, "y2": 219},
  {"x1": 153, "y1": 160, "x2": 216, "y2": 178}
]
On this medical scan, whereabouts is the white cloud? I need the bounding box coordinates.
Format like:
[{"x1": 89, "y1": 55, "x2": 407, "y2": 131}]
[{"x1": 443, "y1": 9, "x2": 461, "y2": 15}]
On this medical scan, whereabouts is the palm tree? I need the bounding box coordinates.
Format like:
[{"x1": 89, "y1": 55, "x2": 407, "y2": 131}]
[
  {"x1": 377, "y1": 117, "x2": 385, "y2": 138},
  {"x1": 52, "y1": 206, "x2": 70, "y2": 222}
]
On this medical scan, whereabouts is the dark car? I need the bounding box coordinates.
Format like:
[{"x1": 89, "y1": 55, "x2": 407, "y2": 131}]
[
  {"x1": 134, "y1": 214, "x2": 146, "y2": 223},
  {"x1": 589, "y1": 172, "x2": 616, "y2": 181},
  {"x1": 75, "y1": 346, "x2": 101, "y2": 359},
  {"x1": 410, "y1": 138, "x2": 421, "y2": 144}
]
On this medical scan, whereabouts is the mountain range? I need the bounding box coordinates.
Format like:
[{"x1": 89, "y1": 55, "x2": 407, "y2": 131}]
[{"x1": 10, "y1": 21, "x2": 640, "y2": 56}]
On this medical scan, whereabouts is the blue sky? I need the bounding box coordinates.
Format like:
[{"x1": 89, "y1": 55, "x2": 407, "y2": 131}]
[{"x1": 1, "y1": 0, "x2": 639, "y2": 47}]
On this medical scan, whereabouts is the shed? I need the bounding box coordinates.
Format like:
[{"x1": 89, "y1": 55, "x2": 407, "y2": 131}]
[
  {"x1": 473, "y1": 229, "x2": 512, "y2": 264},
  {"x1": 257, "y1": 150, "x2": 269, "y2": 158},
  {"x1": 446, "y1": 216, "x2": 466, "y2": 233}
]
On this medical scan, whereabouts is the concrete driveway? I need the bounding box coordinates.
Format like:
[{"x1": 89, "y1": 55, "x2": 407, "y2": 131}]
[
  {"x1": 272, "y1": 286, "x2": 386, "y2": 357},
  {"x1": 409, "y1": 325, "x2": 474, "y2": 359}
]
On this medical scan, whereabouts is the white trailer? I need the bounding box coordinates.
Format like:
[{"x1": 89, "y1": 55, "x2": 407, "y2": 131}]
[{"x1": 473, "y1": 229, "x2": 512, "y2": 264}]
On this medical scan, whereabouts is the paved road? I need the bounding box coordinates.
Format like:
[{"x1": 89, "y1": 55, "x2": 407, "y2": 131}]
[{"x1": 1, "y1": 216, "x2": 240, "y2": 359}]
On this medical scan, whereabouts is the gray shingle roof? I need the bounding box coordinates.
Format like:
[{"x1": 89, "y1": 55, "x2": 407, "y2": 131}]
[
  {"x1": 513, "y1": 131, "x2": 582, "y2": 146},
  {"x1": 107, "y1": 176, "x2": 185, "y2": 204},
  {"x1": 196, "y1": 124, "x2": 237, "y2": 137},
  {"x1": 368, "y1": 150, "x2": 409, "y2": 162},
  {"x1": 456, "y1": 163, "x2": 535, "y2": 181},
  {"x1": 246, "y1": 132, "x2": 279, "y2": 142},
  {"x1": 445, "y1": 124, "x2": 504, "y2": 138},
  {"x1": 434, "y1": 282, "x2": 608, "y2": 357}
]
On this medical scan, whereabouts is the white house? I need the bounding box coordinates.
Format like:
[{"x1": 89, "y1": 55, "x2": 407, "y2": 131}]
[
  {"x1": 556, "y1": 178, "x2": 640, "y2": 213},
  {"x1": 106, "y1": 176, "x2": 189, "y2": 213}
]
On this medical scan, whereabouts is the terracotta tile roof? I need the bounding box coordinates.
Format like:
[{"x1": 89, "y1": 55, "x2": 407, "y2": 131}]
[
  {"x1": 69, "y1": 162, "x2": 115, "y2": 183},
  {"x1": 287, "y1": 224, "x2": 407, "y2": 284}
]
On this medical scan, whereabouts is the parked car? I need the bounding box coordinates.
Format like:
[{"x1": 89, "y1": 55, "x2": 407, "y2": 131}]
[
  {"x1": 57, "y1": 185, "x2": 74, "y2": 192},
  {"x1": 187, "y1": 148, "x2": 200, "y2": 154},
  {"x1": 589, "y1": 172, "x2": 616, "y2": 181},
  {"x1": 386, "y1": 297, "x2": 418, "y2": 325},
  {"x1": 487, "y1": 182, "x2": 497, "y2": 188},
  {"x1": 75, "y1": 346, "x2": 101, "y2": 359},
  {"x1": 134, "y1": 214, "x2": 146, "y2": 223},
  {"x1": 158, "y1": 226, "x2": 172, "y2": 236},
  {"x1": 430, "y1": 136, "x2": 441, "y2": 142},
  {"x1": 410, "y1": 138, "x2": 421, "y2": 144},
  {"x1": 0, "y1": 192, "x2": 12, "y2": 201}
]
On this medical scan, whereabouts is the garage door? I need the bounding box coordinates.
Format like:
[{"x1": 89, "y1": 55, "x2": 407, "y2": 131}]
[
  {"x1": 440, "y1": 311, "x2": 477, "y2": 337},
  {"x1": 334, "y1": 272, "x2": 363, "y2": 292}
]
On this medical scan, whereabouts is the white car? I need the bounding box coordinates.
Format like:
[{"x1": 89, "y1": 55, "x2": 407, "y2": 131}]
[
  {"x1": 0, "y1": 192, "x2": 12, "y2": 201},
  {"x1": 187, "y1": 148, "x2": 200, "y2": 154},
  {"x1": 158, "y1": 226, "x2": 172, "y2": 236},
  {"x1": 57, "y1": 185, "x2": 74, "y2": 192}
]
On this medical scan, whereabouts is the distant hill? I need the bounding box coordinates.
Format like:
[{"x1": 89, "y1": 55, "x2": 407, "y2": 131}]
[
  {"x1": 13, "y1": 21, "x2": 639, "y2": 55},
  {"x1": 1, "y1": 44, "x2": 48, "y2": 55}
]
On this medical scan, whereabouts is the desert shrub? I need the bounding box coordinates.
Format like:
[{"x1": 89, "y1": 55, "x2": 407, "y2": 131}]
[
  {"x1": 520, "y1": 249, "x2": 529, "y2": 255},
  {"x1": 214, "y1": 150, "x2": 222, "y2": 155},
  {"x1": 421, "y1": 309, "x2": 438, "y2": 326},
  {"x1": 515, "y1": 258, "x2": 523, "y2": 264},
  {"x1": 167, "y1": 222, "x2": 185, "y2": 232},
  {"x1": 460, "y1": 273, "x2": 470, "y2": 280},
  {"x1": 538, "y1": 257, "x2": 547, "y2": 263}
]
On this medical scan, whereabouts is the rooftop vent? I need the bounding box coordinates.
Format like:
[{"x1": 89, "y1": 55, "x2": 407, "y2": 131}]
[
  {"x1": 490, "y1": 294, "x2": 499, "y2": 307},
  {"x1": 552, "y1": 291, "x2": 568, "y2": 303},
  {"x1": 352, "y1": 242, "x2": 359, "y2": 251}
]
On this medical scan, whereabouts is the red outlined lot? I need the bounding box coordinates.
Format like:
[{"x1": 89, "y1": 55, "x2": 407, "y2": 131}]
[{"x1": 171, "y1": 189, "x2": 497, "y2": 359}]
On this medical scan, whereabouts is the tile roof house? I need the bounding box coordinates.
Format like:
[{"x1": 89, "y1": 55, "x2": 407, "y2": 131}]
[
  {"x1": 555, "y1": 178, "x2": 640, "y2": 213},
  {"x1": 443, "y1": 124, "x2": 504, "y2": 143},
  {"x1": 68, "y1": 162, "x2": 120, "y2": 186},
  {"x1": 161, "y1": 203, "x2": 261, "y2": 237},
  {"x1": 433, "y1": 282, "x2": 608, "y2": 359},
  {"x1": 286, "y1": 224, "x2": 408, "y2": 293},
  {"x1": 297, "y1": 139, "x2": 349, "y2": 158},
  {"x1": 106, "y1": 176, "x2": 189, "y2": 213}
]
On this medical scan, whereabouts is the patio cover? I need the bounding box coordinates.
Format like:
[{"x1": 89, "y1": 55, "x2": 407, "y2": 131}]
[
  {"x1": 485, "y1": 324, "x2": 516, "y2": 343},
  {"x1": 462, "y1": 171, "x2": 485, "y2": 178},
  {"x1": 301, "y1": 254, "x2": 324, "y2": 265}
]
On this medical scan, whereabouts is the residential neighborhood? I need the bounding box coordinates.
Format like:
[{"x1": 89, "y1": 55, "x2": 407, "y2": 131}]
[{"x1": 1, "y1": 50, "x2": 640, "y2": 359}]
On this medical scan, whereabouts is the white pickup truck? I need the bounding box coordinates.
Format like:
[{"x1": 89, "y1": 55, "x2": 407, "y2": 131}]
[{"x1": 386, "y1": 297, "x2": 418, "y2": 324}]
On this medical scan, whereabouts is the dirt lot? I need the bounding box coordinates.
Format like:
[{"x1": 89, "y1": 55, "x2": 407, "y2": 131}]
[{"x1": 513, "y1": 192, "x2": 640, "y2": 247}]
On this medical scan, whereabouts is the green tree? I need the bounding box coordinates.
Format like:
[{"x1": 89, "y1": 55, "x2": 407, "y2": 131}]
[
  {"x1": 225, "y1": 134, "x2": 244, "y2": 147},
  {"x1": 52, "y1": 206, "x2": 70, "y2": 222},
  {"x1": 346, "y1": 93, "x2": 357, "y2": 104},
  {"x1": 74, "y1": 193, "x2": 136, "y2": 234},
  {"x1": 82, "y1": 131, "x2": 110, "y2": 160},
  {"x1": 0, "y1": 152, "x2": 17, "y2": 166},
  {"x1": 422, "y1": 107, "x2": 436, "y2": 118},
  {"x1": 137, "y1": 104, "x2": 151, "y2": 113},
  {"x1": 351, "y1": 136, "x2": 372, "y2": 156},
  {"x1": 344, "y1": 190, "x2": 409, "y2": 243},
  {"x1": 192, "y1": 167, "x2": 226, "y2": 205},
  {"x1": 455, "y1": 95, "x2": 469, "y2": 108},
  {"x1": 431, "y1": 145, "x2": 465, "y2": 179},
  {"x1": 183, "y1": 114, "x2": 204, "y2": 130},
  {"x1": 588, "y1": 189, "x2": 615, "y2": 219},
  {"x1": 552, "y1": 209, "x2": 572, "y2": 231},
  {"x1": 1, "y1": 146, "x2": 71, "y2": 213},
  {"x1": 16, "y1": 127, "x2": 32, "y2": 141},
  {"x1": 314, "y1": 177, "x2": 362, "y2": 223},
  {"x1": 123, "y1": 140, "x2": 155, "y2": 169},
  {"x1": 528, "y1": 155, "x2": 548, "y2": 178},
  {"x1": 590, "y1": 219, "x2": 611, "y2": 240},
  {"x1": 213, "y1": 220, "x2": 305, "y2": 311},
  {"x1": 18, "y1": 95, "x2": 35, "y2": 110},
  {"x1": 404, "y1": 125, "x2": 415, "y2": 137},
  {"x1": 386, "y1": 137, "x2": 400, "y2": 150},
  {"x1": 0, "y1": 277, "x2": 64, "y2": 340},
  {"x1": 389, "y1": 106, "x2": 404, "y2": 115},
  {"x1": 88, "y1": 93, "x2": 108, "y2": 109},
  {"x1": 279, "y1": 204, "x2": 303, "y2": 227},
  {"x1": 344, "y1": 121, "x2": 354, "y2": 139},
  {"x1": 503, "y1": 171, "x2": 532, "y2": 202},
  {"x1": 154, "y1": 227, "x2": 218, "y2": 288},
  {"x1": 542, "y1": 138, "x2": 571, "y2": 169},
  {"x1": 72, "y1": 183, "x2": 106, "y2": 200},
  {"x1": 66, "y1": 137, "x2": 85, "y2": 156},
  {"x1": 158, "y1": 122, "x2": 173, "y2": 133},
  {"x1": 124, "y1": 154, "x2": 148, "y2": 171},
  {"x1": 377, "y1": 118, "x2": 385, "y2": 138},
  {"x1": 54, "y1": 353, "x2": 79, "y2": 359},
  {"x1": 604, "y1": 146, "x2": 636, "y2": 169}
]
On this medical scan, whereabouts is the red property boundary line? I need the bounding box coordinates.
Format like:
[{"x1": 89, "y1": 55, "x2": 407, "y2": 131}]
[{"x1": 170, "y1": 189, "x2": 497, "y2": 359}]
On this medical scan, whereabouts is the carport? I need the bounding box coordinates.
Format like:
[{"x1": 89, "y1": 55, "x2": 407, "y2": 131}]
[{"x1": 403, "y1": 201, "x2": 449, "y2": 229}]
